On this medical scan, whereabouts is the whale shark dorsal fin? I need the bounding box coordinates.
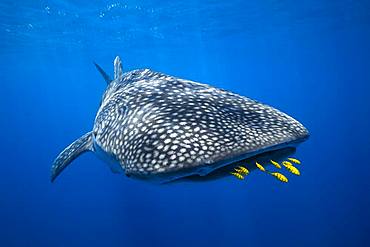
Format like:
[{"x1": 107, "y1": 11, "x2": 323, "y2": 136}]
[
  {"x1": 114, "y1": 56, "x2": 123, "y2": 79},
  {"x1": 94, "y1": 62, "x2": 111, "y2": 84},
  {"x1": 51, "y1": 131, "x2": 93, "y2": 182}
]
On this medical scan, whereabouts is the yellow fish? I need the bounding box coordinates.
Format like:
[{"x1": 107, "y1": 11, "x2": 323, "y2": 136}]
[
  {"x1": 255, "y1": 162, "x2": 266, "y2": 172},
  {"x1": 284, "y1": 164, "x2": 300, "y2": 176},
  {"x1": 282, "y1": 161, "x2": 293, "y2": 167},
  {"x1": 288, "y1": 158, "x2": 301, "y2": 164},
  {"x1": 230, "y1": 172, "x2": 244, "y2": 180},
  {"x1": 269, "y1": 172, "x2": 288, "y2": 183},
  {"x1": 234, "y1": 168, "x2": 243, "y2": 173},
  {"x1": 237, "y1": 166, "x2": 249, "y2": 175},
  {"x1": 270, "y1": 160, "x2": 281, "y2": 169}
]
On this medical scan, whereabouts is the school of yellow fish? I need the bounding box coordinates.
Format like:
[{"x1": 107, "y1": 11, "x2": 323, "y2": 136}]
[{"x1": 229, "y1": 157, "x2": 302, "y2": 183}]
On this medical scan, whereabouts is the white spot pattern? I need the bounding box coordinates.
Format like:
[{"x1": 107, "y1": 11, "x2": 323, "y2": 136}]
[{"x1": 93, "y1": 69, "x2": 309, "y2": 178}]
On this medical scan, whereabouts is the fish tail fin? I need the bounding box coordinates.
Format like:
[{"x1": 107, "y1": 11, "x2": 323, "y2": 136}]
[{"x1": 51, "y1": 131, "x2": 94, "y2": 182}]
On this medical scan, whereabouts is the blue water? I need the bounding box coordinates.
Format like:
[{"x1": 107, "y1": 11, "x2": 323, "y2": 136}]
[{"x1": 1, "y1": 1, "x2": 370, "y2": 246}]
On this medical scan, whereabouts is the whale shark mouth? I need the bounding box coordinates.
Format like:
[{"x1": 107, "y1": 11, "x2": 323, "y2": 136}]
[
  {"x1": 180, "y1": 147, "x2": 298, "y2": 182},
  {"x1": 132, "y1": 135, "x2": 309, "y2": 184}
]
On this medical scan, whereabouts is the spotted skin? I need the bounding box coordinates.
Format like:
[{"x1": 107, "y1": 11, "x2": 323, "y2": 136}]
[
  {"x1": 52, "y1": 56, "x2": 309, "y2": 182},
  {"x1": 93, "y1": 69, "x2": 308, "y2": 179}
]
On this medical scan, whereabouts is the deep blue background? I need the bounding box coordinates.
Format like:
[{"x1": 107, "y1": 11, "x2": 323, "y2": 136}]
[{"x1": 1, "y1": 1, "x2": 370, "y2": 246}]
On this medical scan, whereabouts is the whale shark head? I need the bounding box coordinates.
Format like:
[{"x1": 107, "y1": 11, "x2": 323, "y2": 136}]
[{"x1": 51, "y1": 56, "x2": 309, "y2": 183}]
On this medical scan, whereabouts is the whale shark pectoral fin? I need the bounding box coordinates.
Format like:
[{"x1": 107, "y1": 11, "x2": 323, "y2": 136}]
[
  {"x1": 114, "y1": 56, "x2": 123, "y2": 79},
  {"x1": 51, "y1": 131, "x2": 93, "y2": 182},
  {"x1": 94, "y1": 62, "x2": 112, "y2": 84}
]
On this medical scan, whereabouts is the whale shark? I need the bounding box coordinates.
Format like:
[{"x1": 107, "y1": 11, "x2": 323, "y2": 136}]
[{"x1": 51, "y1": 56, "x2": 309, "y2": 183}]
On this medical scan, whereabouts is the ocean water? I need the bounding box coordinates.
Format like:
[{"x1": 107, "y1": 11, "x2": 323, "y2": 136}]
[{"x1": 1, "y1": 0, "x2": 370, "y2": 246}]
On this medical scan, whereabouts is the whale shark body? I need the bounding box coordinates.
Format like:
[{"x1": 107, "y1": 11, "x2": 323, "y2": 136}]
[{"x1": 51, "y1": 56, "x2": 309, "y2": 183}]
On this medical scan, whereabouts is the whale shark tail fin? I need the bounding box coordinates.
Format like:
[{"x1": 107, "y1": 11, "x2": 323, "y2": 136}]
[
  {"x1": 51, "y1": 131, "x2": 93, "y2": 182},
  {"x1": 94, "y1": 62, "x2": 111, "y2": 84},
  {"x1": 94, "y1": 56, "x2": 123, "y2": 83}
]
